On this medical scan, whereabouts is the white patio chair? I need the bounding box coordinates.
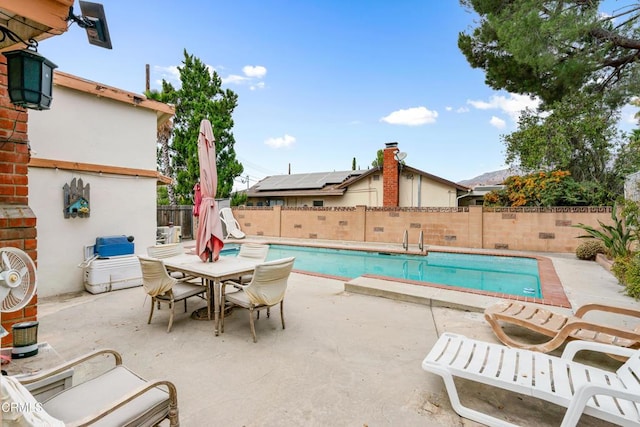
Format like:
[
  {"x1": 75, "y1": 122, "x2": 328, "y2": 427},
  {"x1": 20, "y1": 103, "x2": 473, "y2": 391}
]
[
  {"x1": 221, "y1": 257, "x2": 295, "y2": 342},
  {"x1": 2, "y1": 349, "x2": 179, "y2": 426},
  {"x1": 220, "y1": 207, "x2": 246, "y2": 239},
  {"x1": 138, "y1": 255, "x2": 208, "y2": 332},
  {"x1": 237, "y1": 243, "x2": 270, "y2": 284},
  {"x1": 422, "y1": 332, "x2": 640, "y2": 427}
]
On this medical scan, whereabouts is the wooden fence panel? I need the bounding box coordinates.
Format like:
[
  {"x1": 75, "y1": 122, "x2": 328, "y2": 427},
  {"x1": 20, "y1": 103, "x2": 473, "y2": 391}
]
[{"x1": 157, "y1": 206, "x2": 194, "y2": 240}]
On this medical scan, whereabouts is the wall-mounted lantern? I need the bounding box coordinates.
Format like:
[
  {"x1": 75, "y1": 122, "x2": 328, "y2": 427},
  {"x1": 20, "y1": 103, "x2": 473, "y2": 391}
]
[
  {"x1": 0, "y1": 1, "x2": 111, "y2": 111},
  {"x1": 3, "y1": 47, "x2": 57, "y2": 110}
]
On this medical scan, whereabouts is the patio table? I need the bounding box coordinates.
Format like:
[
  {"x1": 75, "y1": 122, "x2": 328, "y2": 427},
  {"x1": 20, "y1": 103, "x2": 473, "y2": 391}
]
[{"x1": 162, "y1": 254, "x2": 259, "y2": 335}]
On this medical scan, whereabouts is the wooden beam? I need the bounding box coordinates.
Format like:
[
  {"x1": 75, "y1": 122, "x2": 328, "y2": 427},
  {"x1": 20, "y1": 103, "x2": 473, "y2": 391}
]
[
  {"x1": 29, "y1": 157, "x2": 173, "y2": 185},
  {"x1": 53, "y1": 71, "x2": 175, "y2": 125},
  {"x1": 0, "y1": 0, "x2": 73, "y2": 32}
]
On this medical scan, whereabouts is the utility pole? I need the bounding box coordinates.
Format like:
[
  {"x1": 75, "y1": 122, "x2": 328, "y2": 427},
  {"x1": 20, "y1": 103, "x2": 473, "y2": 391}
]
[{"x1": 145, "y1": 64, "x2": 150, "y2": 92}]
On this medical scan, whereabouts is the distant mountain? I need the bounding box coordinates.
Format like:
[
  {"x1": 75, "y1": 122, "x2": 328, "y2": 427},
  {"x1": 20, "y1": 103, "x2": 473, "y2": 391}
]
[{"x1": 458, "y1": 168, "x2": 522, "y2": 188}]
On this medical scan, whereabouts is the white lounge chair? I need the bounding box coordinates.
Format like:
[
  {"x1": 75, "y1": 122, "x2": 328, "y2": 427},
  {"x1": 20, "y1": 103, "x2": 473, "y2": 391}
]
[
  {"x1": 220, "y1": 207, "x2": 246, "y2": 239},
  {"x1": 422, "y1": 332, "x2": 640, "y2": 427}
]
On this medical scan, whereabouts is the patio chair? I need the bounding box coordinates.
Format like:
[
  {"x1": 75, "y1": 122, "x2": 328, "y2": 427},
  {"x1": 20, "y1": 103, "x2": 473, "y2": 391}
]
[
  {"x1": 221, "y1": 257, "x2": 295, "y2": 342},
  {"x1": 485, "y1": 301, "x2": 640, "y2": 358},
  {"x1": 2, "y1": 348, "x2": 179, "y2": 426},
  {"x1": 138, "y1": 255, "x2": 208, "y2": 332},
  {"x1": 422, "y1": 332, "x2": 640, "y2": 427},
  {"x1": 220, "y1": 207, "x2": 246, "y2": 239},
  {"x1": 236, "y1": 243, "x2": 270, "y2": 284},
  {"x1": 147, "y1": 242, "x2": 185, "y2": 259},
  {"x1": 147, "y1": 242, "x2": 197, "y2": 281}
]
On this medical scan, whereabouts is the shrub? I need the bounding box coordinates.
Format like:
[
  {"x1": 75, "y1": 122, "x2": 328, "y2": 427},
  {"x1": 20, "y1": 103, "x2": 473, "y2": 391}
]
[
  {"x1": 575, "y1": 239, "x2": 606, "y2": 260},
  {"x1": 623, "y1": 254, "x2": 640, "y2": 300},
  {"x1": 611, "y1": 255, "x2": 632, "y2": 284},
  {"x1": 611, "y1": 255, "x2": 640, "y2": 299}
]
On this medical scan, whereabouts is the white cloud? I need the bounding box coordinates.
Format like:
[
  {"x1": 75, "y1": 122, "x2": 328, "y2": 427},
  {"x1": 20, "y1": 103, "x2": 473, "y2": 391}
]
[
  {"x1": 445, "y1": 106, "x2": 453, "y2": 111},
  {"x1": 243, "y1": 65, "x2": 267, "y2": 78},
  {"x1": 380, "y1": 106, "x2": 438, "y2": 126},
  {"x1": 456, "y1": 106, "x2": 470, "y2": 113},
  {"x1": 467, "y1": 93, "x2": 539, "y2": 122},
  {"x1": 222, "y1": 74, "x2": 249, "y2": 85},
  {"x1": 489, "y1": 116, "x2": 506, "y2": 129},
  {"x1": 153, "y1": 65, "x2": 180, "y2": 84},
  {"x1": 250, "y1": 81, "x2": 266, "y2": 91},
  {"x1": 265, "y1": 134, "x2": 296, "y2": 148}
]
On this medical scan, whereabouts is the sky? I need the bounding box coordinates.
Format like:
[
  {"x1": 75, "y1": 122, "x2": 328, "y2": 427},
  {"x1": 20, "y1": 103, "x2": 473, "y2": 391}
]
[{"x1": 38, "y1": 1, "x2": 639, "y2": 190}]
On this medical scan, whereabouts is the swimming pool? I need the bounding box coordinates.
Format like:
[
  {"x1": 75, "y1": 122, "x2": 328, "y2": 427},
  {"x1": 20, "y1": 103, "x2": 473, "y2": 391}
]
[{"x1": 222, "y1": 244, "x2": 541, "y2": 298}]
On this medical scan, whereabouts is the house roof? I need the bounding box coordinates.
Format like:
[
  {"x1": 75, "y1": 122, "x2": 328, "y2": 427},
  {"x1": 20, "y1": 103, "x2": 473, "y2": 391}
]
[
  {"x1": 0, "y1": 1, "x2": 73, "y2": 52},
  {"x1": 248, "y1": 170, "x2": 367, "y2": 197},
  {"x1": 53, "y1": 71, "x2": 175, "y2": 125},
  {"x1": 247, "y1": 166, "x2": 470, "y2": 198}
]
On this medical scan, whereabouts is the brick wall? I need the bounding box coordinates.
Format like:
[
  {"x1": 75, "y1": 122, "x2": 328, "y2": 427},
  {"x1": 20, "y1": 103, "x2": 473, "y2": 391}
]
[{"x1": 0, "y1": 57, "x2": 38, "y2": 347}]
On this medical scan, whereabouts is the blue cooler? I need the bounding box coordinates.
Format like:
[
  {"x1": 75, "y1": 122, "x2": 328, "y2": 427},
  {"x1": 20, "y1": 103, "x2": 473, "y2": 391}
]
[{"x1": 95, "y1": 235, "x2": 134, "y2": 258}]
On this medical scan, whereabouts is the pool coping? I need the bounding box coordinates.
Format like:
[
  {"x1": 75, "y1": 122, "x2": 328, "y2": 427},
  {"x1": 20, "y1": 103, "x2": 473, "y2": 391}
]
[{"x1": 242, "y1": 239, "x2": 571, "y2": 309}]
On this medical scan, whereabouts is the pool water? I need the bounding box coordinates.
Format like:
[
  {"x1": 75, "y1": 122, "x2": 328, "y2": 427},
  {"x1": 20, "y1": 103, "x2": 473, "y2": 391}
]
[{"x1": 221, "y1": 244, "x2": 541, "y2": 298}]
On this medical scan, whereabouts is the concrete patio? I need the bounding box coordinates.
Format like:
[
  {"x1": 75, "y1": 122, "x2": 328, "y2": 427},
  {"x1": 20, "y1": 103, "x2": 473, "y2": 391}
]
[{"x1": 30, "y1": 244, "x2": 639, "y2": 426}]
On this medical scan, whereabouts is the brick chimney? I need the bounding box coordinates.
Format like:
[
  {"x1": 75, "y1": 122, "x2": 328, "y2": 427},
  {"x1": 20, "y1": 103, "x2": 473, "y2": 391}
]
[
  {"x1": 0, "y1": 56, "x2": 38, "y2": 347},
  {"x1": 382, "y1": 142, "x2": 399, "y2": 207}
]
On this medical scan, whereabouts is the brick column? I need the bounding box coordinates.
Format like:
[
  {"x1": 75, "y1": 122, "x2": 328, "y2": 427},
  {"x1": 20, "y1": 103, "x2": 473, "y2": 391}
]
[
  {"x1": 0, "y1": 56, "x2": 38, "y2": 347},
  {"x1": 382, "y1": 142, "x2": 399, "y2": 207}
]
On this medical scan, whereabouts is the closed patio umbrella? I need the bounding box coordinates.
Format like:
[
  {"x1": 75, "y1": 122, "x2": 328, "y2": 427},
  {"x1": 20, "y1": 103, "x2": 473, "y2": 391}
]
[{"x1": 195, "y1": 119, "x2": 224, "y2": 262}]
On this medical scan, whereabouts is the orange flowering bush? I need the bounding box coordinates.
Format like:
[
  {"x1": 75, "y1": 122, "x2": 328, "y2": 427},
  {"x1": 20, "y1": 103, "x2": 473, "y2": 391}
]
[{"x1": 483, "y1": 170, "x2": 591, "y2": 207}]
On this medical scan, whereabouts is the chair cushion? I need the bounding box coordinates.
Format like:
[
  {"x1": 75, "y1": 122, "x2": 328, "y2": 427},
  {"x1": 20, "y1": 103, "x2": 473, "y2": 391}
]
[
  {"x1": 226, "y1": 290, "x2": 257, "y2": 308},
  {"x1": 42, "y1": 366, "x2": 170, "y2": 427},
  {"x1": 158, "y1": 282, "x2": 205, "y2": 301}
]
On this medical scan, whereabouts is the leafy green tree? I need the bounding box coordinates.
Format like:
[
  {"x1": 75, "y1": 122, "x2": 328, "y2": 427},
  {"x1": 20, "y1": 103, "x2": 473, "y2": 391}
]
[
  {"x1": 458, "y1": 0, "x2": 640, "y2": 109},
  {"x1": 171, "y1": 50, "x2": 244, "y2": 204},
  {"x1": 146, "y1": 81, "x2": 178, "y2": 205},
  {"x1": 503, "y1": 92, "x2": 626, "y2": 202},
  {"x1": 371, "y1": 149, "x2": 384, "y2": 168},
  {"x1": 231, "y1": 191, "x2": 248, "y2": 207},
  {"x1": 483, "y1": 170, "x2": 599, "y2": 207},
  {"x1": 459, "y1": 1, "x2": 640, "y2": 202},
  {"x1": 352, "y1": 157, "x2": 356, "y2": 170}
]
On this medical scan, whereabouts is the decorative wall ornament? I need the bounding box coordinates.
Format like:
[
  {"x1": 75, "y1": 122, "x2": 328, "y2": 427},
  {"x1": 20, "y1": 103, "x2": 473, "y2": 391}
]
[{"x1": 63, "y1": 178, "x2": 90, "y2": 218}]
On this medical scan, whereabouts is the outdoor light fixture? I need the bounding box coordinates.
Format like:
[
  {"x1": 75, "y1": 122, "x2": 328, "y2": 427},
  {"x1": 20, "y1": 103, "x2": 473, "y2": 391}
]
[{"x1": 0, "y1": 27, "x2": 57, "y2": 110}]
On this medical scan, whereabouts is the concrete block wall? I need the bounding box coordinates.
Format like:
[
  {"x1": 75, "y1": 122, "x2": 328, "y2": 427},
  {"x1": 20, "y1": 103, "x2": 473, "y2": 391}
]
[{"x1": 233, "y1": 205, "x2": 613, "y2": 253}]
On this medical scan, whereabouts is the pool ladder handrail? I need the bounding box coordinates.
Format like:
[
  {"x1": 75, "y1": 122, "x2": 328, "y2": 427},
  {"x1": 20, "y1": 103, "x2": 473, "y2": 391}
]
[
  {"x1": 418, "y1": 230, "x2": 424, "y2": 252},
  {"x1": 402, "y1": 230, "x2": 408, "y2": 251}
]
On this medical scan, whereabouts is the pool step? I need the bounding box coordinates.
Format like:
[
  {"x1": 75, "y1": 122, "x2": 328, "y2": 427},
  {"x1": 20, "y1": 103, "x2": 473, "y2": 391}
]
[{"x1": 344, "y1": 277, "x2": 501, "y2": 313}]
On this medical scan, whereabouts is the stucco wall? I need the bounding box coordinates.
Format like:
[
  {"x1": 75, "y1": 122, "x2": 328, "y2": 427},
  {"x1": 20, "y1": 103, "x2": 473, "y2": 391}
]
[{"x1": 28, "y1": 85, "x2": 159, "y2": 297}]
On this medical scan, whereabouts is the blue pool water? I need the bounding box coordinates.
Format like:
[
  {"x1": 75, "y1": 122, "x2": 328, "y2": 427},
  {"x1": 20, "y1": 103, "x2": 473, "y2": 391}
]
[{"x1": 221, "y1": 244, "x2": 541, "y2": 298}]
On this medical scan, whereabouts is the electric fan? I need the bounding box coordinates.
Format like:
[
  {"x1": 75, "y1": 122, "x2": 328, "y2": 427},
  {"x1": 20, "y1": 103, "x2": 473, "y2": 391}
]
[{"x1": 0, "y1": 247, "x2": 38, "y2": 357}]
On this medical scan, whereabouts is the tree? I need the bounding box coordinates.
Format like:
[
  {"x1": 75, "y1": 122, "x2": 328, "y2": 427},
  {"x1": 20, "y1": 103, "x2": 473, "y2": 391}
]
[
  {"x1": 458, "y1": 0, "x2": 640, "y2": 109},
  {"x1": 171, "y1": 50, "x2": 244, "y2": 204},
  {"x1": 352, "y1": 157, "x2": 356, "y2": 170},
  {"x1": 146, "y1": 81, "x2": 178, "y2": 205},
  {"x1": 503, "y1": 92, "x2": 627, "y2": 201},
  {"x1": 371, "y1": 149, "x2": 384, "y2": 168},
  {"x1": 459, "y1": 1, "x2": 640, "y2": 202},
  {"x1": 483, "y1": 170, "x2": 599, "y2": 207}
]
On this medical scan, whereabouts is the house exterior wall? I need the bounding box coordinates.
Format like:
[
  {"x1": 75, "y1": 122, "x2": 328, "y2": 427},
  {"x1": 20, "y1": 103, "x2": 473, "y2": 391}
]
[
  {"x1": 232, "y1": 206, "x2": 612, "y2": 253},
  {"x1": 28, "y1": 85, "x2": 159, "y2": 297},
  {"x1": 398, "y1": 173, "x2": 457, "y2": 207},
  {"x1": 341, "y1": 174, "x2": 382, "y2": 206}
]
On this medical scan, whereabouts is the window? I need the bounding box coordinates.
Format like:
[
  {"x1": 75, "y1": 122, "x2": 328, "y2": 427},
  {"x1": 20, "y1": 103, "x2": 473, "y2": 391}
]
[
  {"x1": 372, "y1": 174, "x2": 380, "y2": 181},
  {"x1": 313, "y1": 200, "x2": 324, "y2": 207}
]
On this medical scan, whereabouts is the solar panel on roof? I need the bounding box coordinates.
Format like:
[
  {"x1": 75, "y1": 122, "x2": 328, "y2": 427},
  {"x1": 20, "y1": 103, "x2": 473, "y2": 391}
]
[{"x1": 255, "y1": 170, "x2": 365, "y2": 191}]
